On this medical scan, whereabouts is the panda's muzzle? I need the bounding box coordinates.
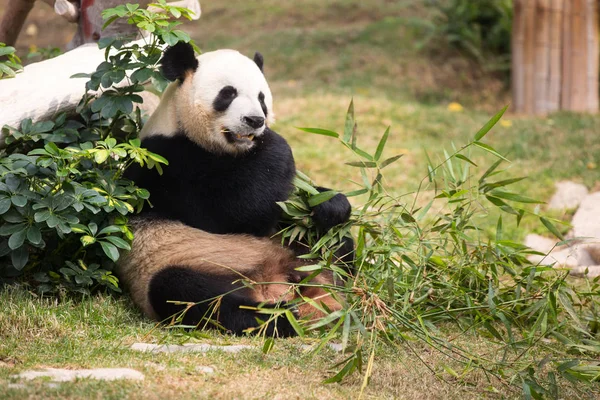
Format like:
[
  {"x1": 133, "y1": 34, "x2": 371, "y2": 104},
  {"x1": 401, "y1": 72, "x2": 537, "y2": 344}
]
[{"x1": 222, "y1": 128, "x2": 255, "y2": 144}]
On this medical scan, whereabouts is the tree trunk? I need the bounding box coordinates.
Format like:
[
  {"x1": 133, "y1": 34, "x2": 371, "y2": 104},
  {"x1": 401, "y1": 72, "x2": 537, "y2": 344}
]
[
  {"x1": 512, "y1": 0, "x2": 599, "y2": 114},
  {"x1": 0, "y1": 0, "x2": 38, "y2": 46}
]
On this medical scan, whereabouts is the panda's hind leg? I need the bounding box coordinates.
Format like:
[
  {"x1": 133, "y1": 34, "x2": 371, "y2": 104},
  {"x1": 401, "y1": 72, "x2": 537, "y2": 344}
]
[{"x1": 148, "y1": 266, "x2": 296, "y2": 337}]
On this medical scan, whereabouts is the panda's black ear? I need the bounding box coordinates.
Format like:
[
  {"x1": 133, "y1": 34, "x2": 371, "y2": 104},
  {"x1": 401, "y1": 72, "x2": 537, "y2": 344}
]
[
  {"x1": 161, "y1": 42, "x2": 199, "y2": 82},
  {"x1": 253, "y1": 52, "x2": 264, "y2": 74}
]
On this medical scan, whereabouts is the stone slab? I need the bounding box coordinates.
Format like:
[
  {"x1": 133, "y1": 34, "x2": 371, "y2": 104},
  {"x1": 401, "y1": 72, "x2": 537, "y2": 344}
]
[
  {"x1": 12, "y1": 368, "x2": 144, "y2": 382},
  {"x1": 130, "y1": 343, "x2": 253, "y2": 354},
  {"x1": 548, "y1": 181, "x2": 588, "y2": 210},
  {"x1": 570, "y1": 265, "x2": 600, "y2": 278}
]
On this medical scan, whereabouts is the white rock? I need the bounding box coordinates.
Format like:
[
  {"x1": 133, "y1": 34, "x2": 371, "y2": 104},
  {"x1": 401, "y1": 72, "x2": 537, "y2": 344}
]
[
  {"x1": 586, "y1": 244, "x2": 600, "y2": 264},
  {"x1": 548, "y1": 181, "x2": 588, "y2": 210},
  {"x1": 300, "y1": 343, "x2": 344, "y2": 352},
  {"x1": 528, "y1": 245, "x2": 596, "y2": 269},
  {"x1": 525, "y1": 234, "x2": 559, "y2": 254},
  {"x1": 130, "y1": 343, "x2": 253, "y2": 354},
  {"x1": 195, "y1": 366, "x2": 215, "y2": 374},
  {"x1": 7, "y1": 383, "x2": 27, "y2": 389},
  {"x1": 570, "y1": 192, "x2": 600, "y2": 263},
  {"x1": 570, "y1": 265, "x2": 600, "y2": 278},
  {"x1": 12, "y1": 368, "x2": 144, "y2": 382},
  {"x1": 571, "y1": 192, "x2": 600, "y2": 238}
]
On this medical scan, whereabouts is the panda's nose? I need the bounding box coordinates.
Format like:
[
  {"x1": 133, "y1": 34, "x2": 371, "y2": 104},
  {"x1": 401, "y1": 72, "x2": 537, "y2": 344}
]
[{"x1": 243, "y1": 116, "x2": 265, "y2": 129}]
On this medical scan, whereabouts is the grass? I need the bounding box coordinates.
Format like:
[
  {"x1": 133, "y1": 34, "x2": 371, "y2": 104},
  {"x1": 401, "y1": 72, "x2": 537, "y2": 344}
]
[
  {"x1": 2, "y1": 0, "x2": 600, "y2": 398},
  {"x1": 0, "y1": 288, "x2": 541, "y2": 400}
]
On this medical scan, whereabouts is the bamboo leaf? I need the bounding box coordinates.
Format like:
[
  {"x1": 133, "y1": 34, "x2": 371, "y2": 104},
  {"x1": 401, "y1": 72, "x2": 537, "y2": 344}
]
[
  {"x1": 374, "y1": 127, "x2": 390, "y2": 161},
  {"x1": 474, "y1": 105, "x2": 509, "y2": 141},
  {"x1": 297, "y1": 127, "x2": 339, "y2": 138},
  {"x1": 343, "y1": 99, "x2": 355, "y2": 142},
  {"x1": 345, "y1": 161, "x2": 377, "y2": 168},
  {"x1": 473, "y1": 141, "x2": 509, "y2": 161},
  {"x1": 540, "y1": 217, "x2": 565, "y2": 241}
]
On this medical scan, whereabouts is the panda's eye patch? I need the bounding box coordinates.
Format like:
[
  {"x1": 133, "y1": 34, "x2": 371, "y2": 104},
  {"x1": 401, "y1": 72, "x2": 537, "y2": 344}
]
[
  {"x1": 213, "y1": 86, "x2": 238, "y2": 112},
  {"x1": 258, "y1": 92, "x2": 268, "y2": 118}
]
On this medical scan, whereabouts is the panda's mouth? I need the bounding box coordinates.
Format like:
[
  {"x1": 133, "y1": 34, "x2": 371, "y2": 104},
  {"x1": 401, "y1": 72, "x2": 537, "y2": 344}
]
[{"x1": 223, "y1": 129, "x2": 255, "y2": 144}]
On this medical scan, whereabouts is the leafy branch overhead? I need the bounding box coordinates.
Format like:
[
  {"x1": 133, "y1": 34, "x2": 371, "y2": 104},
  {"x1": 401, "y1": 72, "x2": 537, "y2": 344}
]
[{"x1": 0, "y1": 3, "x2": 192, "y2": 293}]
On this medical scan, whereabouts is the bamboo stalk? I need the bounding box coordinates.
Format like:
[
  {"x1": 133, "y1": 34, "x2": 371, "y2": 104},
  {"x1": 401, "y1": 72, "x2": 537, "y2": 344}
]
[
  {"x1": 546, "y1": 0, "x2": 563, "y2": 112},
  {"x1": 523, "y1": 0, "x2": 536, "y2": 114},
  {"x1": 534, "y1": 0, "x2": 551, "y2": 114},
  {"x1": 585, "y1": 0, "x2": 599, "y2": 112},
  {"x1": 512, "y1": 0, "x2": 526, "y2": 113},
  {"x1": 561, "y1": 0, "x2": 572, "y2": 109},
  {"x1": 571, "y1": 0, "x2": 586, "y2": 111}
]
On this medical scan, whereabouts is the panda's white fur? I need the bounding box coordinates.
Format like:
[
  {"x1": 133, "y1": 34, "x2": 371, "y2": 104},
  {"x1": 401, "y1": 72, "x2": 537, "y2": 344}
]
[{"x1": 140, "y1": 49, "x2": 274, "y2": 155}]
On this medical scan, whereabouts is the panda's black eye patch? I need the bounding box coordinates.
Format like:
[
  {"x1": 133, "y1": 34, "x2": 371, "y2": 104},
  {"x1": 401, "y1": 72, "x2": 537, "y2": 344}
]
[
  {"x1": 258, "y1": 92, "x2": 268, "y2": 118},
  {"x1": 213, "y1": 86, "x2": 238, "y2": 112}
]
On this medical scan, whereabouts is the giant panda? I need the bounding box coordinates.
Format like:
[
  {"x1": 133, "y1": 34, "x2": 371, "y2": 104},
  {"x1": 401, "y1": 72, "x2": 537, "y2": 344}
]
[{"x1": 119, "y1": 42, "x2": 353, "y2": 336}]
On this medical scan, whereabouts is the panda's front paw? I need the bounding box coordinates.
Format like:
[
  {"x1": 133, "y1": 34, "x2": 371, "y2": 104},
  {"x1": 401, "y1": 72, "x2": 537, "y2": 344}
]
[{"x1": 312, "y1": 190, "x2": 351, "y2": 232}]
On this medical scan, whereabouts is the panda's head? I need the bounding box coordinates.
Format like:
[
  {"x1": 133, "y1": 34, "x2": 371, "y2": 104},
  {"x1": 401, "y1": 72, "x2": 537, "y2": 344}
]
[{"x1": 140, "y1": 42, "x2": 274, "y2": 155}]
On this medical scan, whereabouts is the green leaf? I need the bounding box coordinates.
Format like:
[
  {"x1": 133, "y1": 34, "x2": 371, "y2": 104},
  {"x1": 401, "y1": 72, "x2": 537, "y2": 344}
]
[
  {"x1": 94, "y1": 149, "x2": 109, "y2": 164},
  {"x1": 323, "y1": 355, "x2": 358, "y2": 384},
  {"x1": 490, "y1": 190, "x2": 543, "y2": 204},
  {"x1": 296, "y1": 127, "x2": 339, "y2": 138},
  {"x1": 293, "y1": 176, "x2": 319, "y2": 195},
  {"x1": 308, "y1": 191, "x2": 338, "y2": 207},
  {"x1": 294, "y1": 264, "x2": 322, "y2": 272},
  {"x1": 11, "y1": 195, "x2": 27, "y2": 207},
  {"x1": 374, "y1": 126, "x2": 390, "y2": 161},
  {"x1": 0, "y1": 46, "x2": 16, "y2": 57},
  {"x1": 380, "y1": 154, "x2": 403, "y2": 169},
  {"x1": 8, "y1": 228, "x2": 27, "y2": 249},
  {"x1": 100, "y1": 241, "x2": 120, "y2": 262},
  {"x1": 455, "y1": 154, "x2": 477, "y2": 166},
  {"x1": 26, "y1": 226, "x2": 42, "y2": 245},
  {"x1": 540, "y1": 217, "x2": 565, "y2": 241},
  {"x1": 284, "y1": 309, "x2": 303, "y2": 337},
  {"x1": 80, "y1": 235, "x2": 96, "y2": 246},
  {"x1": 104, "y1": 235, "x2": 131, "y2": 250},
  {"x1": 0, "y1": 197, "x2": 11, "y2": 213},
  {"x1": 98, "y1": 225, "x2": 122, "y2": 235},
  {"x1": 262, "y1": 337, "x2": 275, "y2": 354},
  {"x1": 345, "y1": 161, "x2": 377, "y2": 168},
  {"x1": 343, "y1": 99, "x2": 355, "y2": 142},
  {"x1": 11, "y1": 247, "x2": 29, "y2": 270},
  {"x1": 473, "y1": 141, "x2": 509, "y2": 161},
  {"x1": 474, "y1": 105, "x2": 509, "y2": 141}
]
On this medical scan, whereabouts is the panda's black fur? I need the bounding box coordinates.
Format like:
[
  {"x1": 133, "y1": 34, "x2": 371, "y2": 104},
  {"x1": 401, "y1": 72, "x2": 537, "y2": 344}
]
[
  {"x1": 127, "y1": 128, "x2": 296, "y2": 236},
  {"x1": 119, "y1": 42, "x2": 353, "y2": 336}
]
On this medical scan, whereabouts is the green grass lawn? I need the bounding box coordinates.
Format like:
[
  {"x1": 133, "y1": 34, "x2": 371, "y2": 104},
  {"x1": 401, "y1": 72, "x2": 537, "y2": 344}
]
[
  {"x1": 2, "y1": 1, "x2": 600, "y2": 398},
  {"x1": 1, "y1": 288, "x2": 594, "y2": 399}
]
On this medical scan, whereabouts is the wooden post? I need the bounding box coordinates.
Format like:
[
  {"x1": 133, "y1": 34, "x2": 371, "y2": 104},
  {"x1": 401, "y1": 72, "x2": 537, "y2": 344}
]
[{"x1": 512, "y1": 0, "x2": 600, "y2": 114}]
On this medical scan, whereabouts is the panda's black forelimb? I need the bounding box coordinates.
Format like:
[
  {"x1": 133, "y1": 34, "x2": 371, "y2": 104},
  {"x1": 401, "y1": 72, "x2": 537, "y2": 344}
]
[
  {"x1": 311, "y1": 186, "x2": 352, "y2": 232},
  {"x1": 148, "y1": 266, "x2": 297, "y2": 337}
]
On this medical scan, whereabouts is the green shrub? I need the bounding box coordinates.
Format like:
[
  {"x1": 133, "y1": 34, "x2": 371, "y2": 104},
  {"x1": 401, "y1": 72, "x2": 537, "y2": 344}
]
[
  {"x1": 426, "y1": 0, "x2": 512, "y2": 66},
  {"x1": 0, "y1": 0, "x2": 196, "y2": 293},
  {"x1": 0, "y1": 43, "x2": 23, "y2": 78}
]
